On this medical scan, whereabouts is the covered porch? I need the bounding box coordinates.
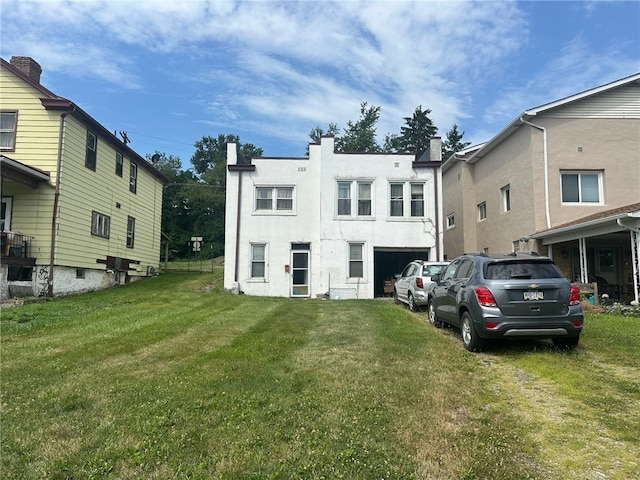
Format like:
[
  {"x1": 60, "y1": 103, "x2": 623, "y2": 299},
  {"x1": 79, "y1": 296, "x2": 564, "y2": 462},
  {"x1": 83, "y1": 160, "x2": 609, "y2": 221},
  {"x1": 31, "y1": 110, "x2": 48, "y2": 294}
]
[
  {"x1": 1, "y1": 155, "x2": 51, "y2": 298},
  {"x1": 530, "y1": 203, "x2": 640, "y2": 305}
]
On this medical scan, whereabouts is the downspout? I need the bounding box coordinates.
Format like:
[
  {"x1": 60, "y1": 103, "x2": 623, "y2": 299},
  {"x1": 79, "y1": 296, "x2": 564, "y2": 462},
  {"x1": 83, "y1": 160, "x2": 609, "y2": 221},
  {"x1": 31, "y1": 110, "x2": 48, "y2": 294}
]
[
  {"x1": 234, "y1": 170, "x2": 242, "y2": 283},
  {"x1": 520, "y1": 117, "x2": 551, "y2": 230},
  {"x1": 617, "y1": 218, "x2": 640, "y2": 303},
  {"x1": 433, "y1": 164, "x2": 441, "y2": 260},
  {"x1": 48, "y1": 107, "x2": 75, "y2": 297}
]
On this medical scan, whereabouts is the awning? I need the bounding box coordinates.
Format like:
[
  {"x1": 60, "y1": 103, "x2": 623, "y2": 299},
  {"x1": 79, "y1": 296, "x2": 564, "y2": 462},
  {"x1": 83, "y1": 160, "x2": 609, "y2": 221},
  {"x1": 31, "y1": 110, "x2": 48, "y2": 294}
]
[
  {"x1": 1, "y1": 155, "x2": 51, "y2": 188},
  {"x1": 528, "y1": 203, "x2": 640, "y2": 245}
]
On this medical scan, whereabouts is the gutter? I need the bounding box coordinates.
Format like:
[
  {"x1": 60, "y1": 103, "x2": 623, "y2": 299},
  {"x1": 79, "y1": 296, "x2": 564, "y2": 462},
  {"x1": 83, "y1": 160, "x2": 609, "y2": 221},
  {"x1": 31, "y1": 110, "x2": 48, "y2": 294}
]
[
  {"x1": 520, "y1": 117, "x2": 551, "y2": 230},
  {"x1": 48, "y1": 107, "x2": 75, "y2": 297}
]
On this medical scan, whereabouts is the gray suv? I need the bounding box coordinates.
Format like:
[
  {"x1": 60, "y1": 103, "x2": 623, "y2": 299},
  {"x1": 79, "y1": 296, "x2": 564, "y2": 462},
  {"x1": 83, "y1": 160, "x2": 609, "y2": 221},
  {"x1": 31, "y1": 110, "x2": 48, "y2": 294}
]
[
  {"x1": 394, "y1": 261, "x2": 450, "y2": 311},
  {"x1": 427, "y1": 252, "x2": 583, "y2": 351}
]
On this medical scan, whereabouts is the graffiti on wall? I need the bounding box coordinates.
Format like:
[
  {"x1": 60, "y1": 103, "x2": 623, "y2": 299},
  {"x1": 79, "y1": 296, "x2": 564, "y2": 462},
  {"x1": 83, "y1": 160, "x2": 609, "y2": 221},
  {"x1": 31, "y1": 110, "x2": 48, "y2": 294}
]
[{"x1": 37, "y1": 266, "x2": 49, "y2": 297}]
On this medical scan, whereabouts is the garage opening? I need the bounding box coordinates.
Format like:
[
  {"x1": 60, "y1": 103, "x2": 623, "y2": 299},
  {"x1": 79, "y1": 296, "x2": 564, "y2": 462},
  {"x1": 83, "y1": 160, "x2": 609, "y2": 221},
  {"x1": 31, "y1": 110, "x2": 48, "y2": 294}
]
[{"x1": 374, "y1": 248, "x2": 431, "y2": 297}]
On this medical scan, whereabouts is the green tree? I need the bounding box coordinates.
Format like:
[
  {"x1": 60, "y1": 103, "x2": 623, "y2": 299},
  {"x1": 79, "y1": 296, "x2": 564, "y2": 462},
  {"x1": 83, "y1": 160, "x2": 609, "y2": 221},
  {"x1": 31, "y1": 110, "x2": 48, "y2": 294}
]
[
  {"x1": 442, "y1": 124, "x2": 471, "y2": 161},
  {"x1": 384, "y1": 105, "x2": 438, "y2": 159},
  {"x1": 336, "y1": 102, "x2": 382, "y2": 152},
  {"x1": 192, "y1": 134, "x2": 263, "y2": 186},
  {"x1": 147, "y1": 151, "x2": 199, "y2": 260},
  {"x1": 308, "y1": 102, "x2": 382, "y2": 153},
  {"x1": 188, "y1": 135, "x2": 263, "y2": 257}
]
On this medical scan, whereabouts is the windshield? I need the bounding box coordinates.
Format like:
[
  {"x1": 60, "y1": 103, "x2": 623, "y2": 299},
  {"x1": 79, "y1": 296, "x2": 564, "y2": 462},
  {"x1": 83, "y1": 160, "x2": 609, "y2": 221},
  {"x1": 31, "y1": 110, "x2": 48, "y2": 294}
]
[{"x1": 484, "y1": 260, "x2": 562, "y2": 280}]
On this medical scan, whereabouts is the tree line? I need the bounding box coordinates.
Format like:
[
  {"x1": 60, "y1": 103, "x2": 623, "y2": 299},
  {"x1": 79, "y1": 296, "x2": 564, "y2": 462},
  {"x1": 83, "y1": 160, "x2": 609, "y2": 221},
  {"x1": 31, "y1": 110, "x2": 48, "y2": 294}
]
[{"x1": 151, "y1": 104, "x2": 470, "y2": 260}]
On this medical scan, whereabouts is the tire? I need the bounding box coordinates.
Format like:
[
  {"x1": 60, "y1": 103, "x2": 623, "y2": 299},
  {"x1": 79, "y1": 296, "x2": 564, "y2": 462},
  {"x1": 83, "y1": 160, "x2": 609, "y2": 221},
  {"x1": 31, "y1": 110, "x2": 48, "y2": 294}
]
[
  {"x1": 461, "y1": 311, "x2": 484, "y2": 352},
  {"x1": 408, "y1": 293, "x2": 418, "y2": 312},
  {"x1": 552, "y1": 336, "x2": 579, "y2": 350},
  {"x1": 427, "y1": 300, "x2": 442, "y2": 328}
]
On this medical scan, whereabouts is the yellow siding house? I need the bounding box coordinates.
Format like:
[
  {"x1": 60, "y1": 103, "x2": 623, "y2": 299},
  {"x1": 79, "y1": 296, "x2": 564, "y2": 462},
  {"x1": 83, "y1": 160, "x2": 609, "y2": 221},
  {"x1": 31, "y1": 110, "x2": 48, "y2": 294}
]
[{"x1": 1, "y1": 56, "x2": 167, "y2": 298}]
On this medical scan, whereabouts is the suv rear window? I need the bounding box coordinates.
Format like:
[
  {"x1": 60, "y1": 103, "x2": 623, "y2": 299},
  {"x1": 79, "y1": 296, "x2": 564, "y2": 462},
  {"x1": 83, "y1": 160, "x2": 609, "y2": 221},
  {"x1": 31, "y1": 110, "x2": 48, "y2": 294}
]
[{"x1": 484, "y1": 260, "x2": 562, "y2": 280}]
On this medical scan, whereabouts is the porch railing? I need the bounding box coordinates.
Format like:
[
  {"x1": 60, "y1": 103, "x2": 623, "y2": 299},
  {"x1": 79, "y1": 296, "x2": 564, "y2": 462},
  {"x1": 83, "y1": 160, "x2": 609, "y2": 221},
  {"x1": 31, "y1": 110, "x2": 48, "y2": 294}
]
[{"x1": 1, "y1": 231, "x2": 34, "y2": 259}]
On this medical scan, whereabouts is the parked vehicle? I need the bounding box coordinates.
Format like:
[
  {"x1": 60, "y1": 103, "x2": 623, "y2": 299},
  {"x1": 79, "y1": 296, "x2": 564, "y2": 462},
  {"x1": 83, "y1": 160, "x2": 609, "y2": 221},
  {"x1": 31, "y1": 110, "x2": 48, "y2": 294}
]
[
  {"x1": 394, "y1": 260, "x2": 450, "y2": 311},
  {"x1": 426, "y1": 252, "x2": 583, "y2": 351}
]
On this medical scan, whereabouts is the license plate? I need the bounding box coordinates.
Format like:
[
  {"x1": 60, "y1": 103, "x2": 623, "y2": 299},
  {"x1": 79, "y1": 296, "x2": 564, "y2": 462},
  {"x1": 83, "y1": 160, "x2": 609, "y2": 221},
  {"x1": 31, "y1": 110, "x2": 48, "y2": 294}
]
[{"x1": 524, "y1": 291, "x2": 544, "y2": 300}]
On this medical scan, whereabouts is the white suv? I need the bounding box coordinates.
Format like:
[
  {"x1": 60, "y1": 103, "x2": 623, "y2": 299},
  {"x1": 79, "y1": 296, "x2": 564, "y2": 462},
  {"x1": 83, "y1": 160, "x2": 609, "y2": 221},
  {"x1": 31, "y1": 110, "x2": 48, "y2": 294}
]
[{"x1": 394, "y1": 261, "x2": 450, "y2": 312}]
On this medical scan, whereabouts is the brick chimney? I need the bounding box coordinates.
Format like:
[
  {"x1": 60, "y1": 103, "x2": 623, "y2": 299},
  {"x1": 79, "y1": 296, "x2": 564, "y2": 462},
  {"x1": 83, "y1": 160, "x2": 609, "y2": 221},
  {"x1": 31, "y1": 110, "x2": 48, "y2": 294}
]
[{"x1": 10, "y1": 56, "x2": 42, "y2": 84}]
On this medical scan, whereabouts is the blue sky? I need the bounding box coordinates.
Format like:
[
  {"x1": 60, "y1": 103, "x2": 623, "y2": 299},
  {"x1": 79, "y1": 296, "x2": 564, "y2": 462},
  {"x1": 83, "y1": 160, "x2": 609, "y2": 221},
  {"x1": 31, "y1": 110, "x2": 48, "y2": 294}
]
[{"x1": 1, "y1": 0, "x2": 639, "y2": 169}]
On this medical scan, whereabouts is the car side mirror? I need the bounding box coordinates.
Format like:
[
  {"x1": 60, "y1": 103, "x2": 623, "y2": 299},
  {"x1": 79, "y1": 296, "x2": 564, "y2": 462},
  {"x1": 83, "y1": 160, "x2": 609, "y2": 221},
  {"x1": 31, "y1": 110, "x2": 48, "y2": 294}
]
[
  {"x1": 394, "y1": 273, "x2": 400, "y2": 279},
  {"x1": 432, "y1": 273, "x2": 441, "y2": 284}
]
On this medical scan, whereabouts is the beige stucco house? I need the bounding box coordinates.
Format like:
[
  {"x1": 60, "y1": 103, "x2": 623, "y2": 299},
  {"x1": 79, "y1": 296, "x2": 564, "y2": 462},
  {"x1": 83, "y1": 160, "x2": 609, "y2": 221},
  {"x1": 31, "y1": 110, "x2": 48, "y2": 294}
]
[
  {"x1": 1, "y1": 56, "x2": 167, "y2": 298},
  {"x1": 443, "y1": 73, "x2": 640, "y2": 303}
]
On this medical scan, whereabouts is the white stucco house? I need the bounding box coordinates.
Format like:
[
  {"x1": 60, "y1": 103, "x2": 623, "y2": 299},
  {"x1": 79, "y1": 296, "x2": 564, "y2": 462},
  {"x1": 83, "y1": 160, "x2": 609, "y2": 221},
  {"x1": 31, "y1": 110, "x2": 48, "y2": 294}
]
[{"x1": 224, "y1": 135, "x2": 444, "y2": 299}]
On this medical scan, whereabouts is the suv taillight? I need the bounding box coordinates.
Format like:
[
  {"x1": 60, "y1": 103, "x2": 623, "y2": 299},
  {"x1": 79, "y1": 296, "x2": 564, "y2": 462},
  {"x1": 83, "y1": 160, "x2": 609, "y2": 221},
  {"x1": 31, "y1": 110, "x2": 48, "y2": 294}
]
[
  {"x1": 474, "y1": 286, "x2": 497, "y2": 307},
  {"x1": 416, "y1": 278, "x2": 424, "y2": 288},
  {"x1": 569, "y1": 284, "x2": 581, "y2": 306}
]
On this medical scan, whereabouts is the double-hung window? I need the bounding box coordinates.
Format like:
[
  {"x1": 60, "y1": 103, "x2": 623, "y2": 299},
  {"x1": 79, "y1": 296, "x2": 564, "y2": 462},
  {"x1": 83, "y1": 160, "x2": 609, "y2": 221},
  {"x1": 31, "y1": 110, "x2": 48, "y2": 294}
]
[
  {"x1": 129, "y1": 163, "x2": 137, "y2": 194},
  {"x1": 91, "y1": 211, "x2": 110, "y2": 238},
  {"x1": 389, "y1": 182, "x2": 426, "y2": 218},
  {"x1": 337, "y1": 182, "x2": 352, "y2": 215},
  {"x1": 126, "y1": 216, "x2": 135, "y2": 248},
  {"x1": 410, "y1": 183, "x2": 424, "y2": 217},
  {"x1": 116, "y1": 152, "x2": 123, "y2": 177},
  {"x1": 0, "y1": 111, "x2": 17, "y2": 151},
  {"x1": 85, "y1": 130, "x2": 97, "y2": 170},
  {"x1": 477, "y1": 202, "x2": 487, "y2": 221},
  {"x1": 348, "y1": 242, "x2": 364, "y2": 278},
  {"x1": 389, "y1": 183, "x2": 404, "y2": 217},
  {"x1": 357, "y1": 182, "x2": 372, "y2": 215},
  {"x1": 276, "y1": 187, "x2": 293, "y2": 210},
  {"x1": 251, "y1": 243, "x2": 266, "y2": 278},
  {"x1": 336, "y1": 181, "x2": 372, "y2": 217},
  {"x1": 561, "y1": 171, "x2": 601, "y2": 204},
  {"x1": 255, "y1": 186, "x2": 294, "y2": 212}
]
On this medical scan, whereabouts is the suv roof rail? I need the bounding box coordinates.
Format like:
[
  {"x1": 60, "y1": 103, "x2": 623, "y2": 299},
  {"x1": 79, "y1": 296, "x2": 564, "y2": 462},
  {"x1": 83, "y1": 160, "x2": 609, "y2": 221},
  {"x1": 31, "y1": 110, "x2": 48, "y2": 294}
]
[{"x1": 463, "y1": 251, "x2": 490, "y2": 257}]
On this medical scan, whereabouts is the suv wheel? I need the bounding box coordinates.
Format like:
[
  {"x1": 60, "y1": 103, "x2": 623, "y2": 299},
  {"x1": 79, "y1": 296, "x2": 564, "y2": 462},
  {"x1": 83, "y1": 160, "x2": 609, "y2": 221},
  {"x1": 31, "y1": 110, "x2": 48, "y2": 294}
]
[
  {"x1": 408, "y1": 293, "x2": 418, "y2": 312},
  {"x1": 427, "y1": 301, "x2": 442, "y2": 328},
  {"x1": 552, "y1": 336, "x2": 579, "y2": 350},
  {"x1": 461, "y1": 312, "x2": 484, "y2": 352}
]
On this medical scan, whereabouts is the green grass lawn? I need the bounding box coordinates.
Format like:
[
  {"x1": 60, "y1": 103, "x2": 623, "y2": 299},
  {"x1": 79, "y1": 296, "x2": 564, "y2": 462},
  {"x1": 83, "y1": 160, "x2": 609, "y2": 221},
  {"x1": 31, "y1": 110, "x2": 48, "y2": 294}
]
[{"x1": 1, "y1": 272, "x2": 639, "y2": 479}]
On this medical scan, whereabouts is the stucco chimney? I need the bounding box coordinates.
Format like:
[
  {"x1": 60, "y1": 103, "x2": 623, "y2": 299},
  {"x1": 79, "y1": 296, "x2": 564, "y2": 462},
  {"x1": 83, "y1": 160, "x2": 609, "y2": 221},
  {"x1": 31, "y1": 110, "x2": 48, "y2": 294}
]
[
  {"x1": 10, "y1": 56, "x2": 42, "y2": 84},
  {"x1": 429, "y1": 136, "x2": 442, "y2": 162}
]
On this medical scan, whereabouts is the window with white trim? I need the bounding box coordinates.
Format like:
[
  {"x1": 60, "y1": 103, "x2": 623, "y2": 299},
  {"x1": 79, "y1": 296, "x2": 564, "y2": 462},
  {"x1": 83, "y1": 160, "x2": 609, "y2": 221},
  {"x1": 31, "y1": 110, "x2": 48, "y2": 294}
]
[
  {"x1": 336, "y1": 180, "x2": 372, "y2": 217},
  {"x1": 501, "y1": 184, "x2": 511, "y2": 212},
  {"x1": 561, "y1": 171, "x2": 601, "y2": 204},
  {"x1": 251, "y1": 243, "x2": 267, "y2": 278},
  {"x1": 389, "y1": 183, "x2": 404, "y2": 217},
  {"x1": 348, "y1": 242, "x2": 364, "y2": 278},
  {"x1": 389, "y1": 181, "x2": 427, "y2": 218},
  {"x1": 91, "y1": 211, "x2": 110, "y2": 238},
  {"x1": 410, "y1": 183, "x2": 424, "y2": 217},
  {"x1": 0, "y1": 111, "x2": 17, "y2": 151},
  {"x1": 255, "y1": 186, "x2": 294, "y2": 212},
  {"x1": 477, "y1": 202, "x2": 487, "y2": 221},
  {"x1": 446, "y1": 213, "x2": 455, "y2": 229}
]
